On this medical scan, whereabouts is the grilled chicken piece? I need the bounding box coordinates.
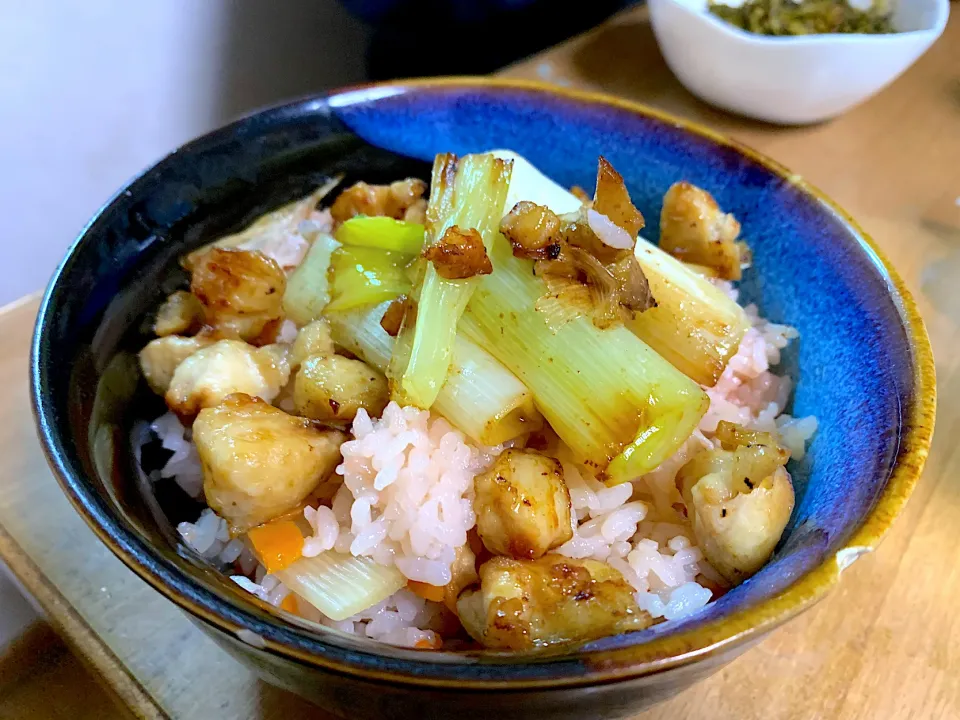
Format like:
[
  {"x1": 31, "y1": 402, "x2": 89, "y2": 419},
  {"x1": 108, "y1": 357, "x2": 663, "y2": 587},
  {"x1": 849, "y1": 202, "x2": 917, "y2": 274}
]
[
  {"x1": 379, "y1": 296, "x2": 413, "y2": 337},
  {"x1": 473, "y1": 449, "x2": 572, "y2": 560},
  {"x1": 165, "y1": 339, "x2": 290, "y2": 418},
  {"x1": 402, "y1": 198, "x2": 428, "y2": 224},
  {"x1": 457, "y1": 555, "x2": 652, "y2": 649},
  {"x1": 154, "y1": 291, "x2": 203, "y2": 337},
  {"x1": 290, "y1": 319, "x2": 335, "y2": 369},
  {"x1": 593, "y1": 156, "x2": 645, "y2": 239},
  {"x1": 443, "y1": 544, "x2": 480, "y2": 614},
  {"x1": 675, "y1": 421, "x2": 793, "y2": 585},
  {"x1": 659, "y1": 182, "x2": 746, "y2": 281},
  {"x1": 293, "y1": 355, "x2": 388, "y2": 423},
  {"x1": 499, "y1": 201, "x2": 562, "y2": 260},
  {"x1": 139, "y1": 335, "x2": 213, "y2": 394},
  {"x1": 330, "y1": 179, "x2": 428, "y2": 225},
  {"x1": 422, "y1": 226, "x2": 493, "y2": 280},
  {"x1": 188, "y1": 248, "x2": 286, "y2": 342},
  {"x1": 194, "y1": 394, "x2": 345, "y2": 532}
]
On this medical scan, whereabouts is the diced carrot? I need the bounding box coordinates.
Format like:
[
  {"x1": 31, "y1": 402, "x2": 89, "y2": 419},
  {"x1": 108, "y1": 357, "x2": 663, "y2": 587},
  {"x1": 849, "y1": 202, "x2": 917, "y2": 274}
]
[
  {"x1": 407, "y1": 580, "x2": 445, "y2": 603},
  {"x1": 247, "y1": 520, "x2": 305, "y2": 575},
  {"x1": 414, "y1": 637, "x2": 441, "y2": 650},
  {"x1": 280, "y1": 593, "x2": 299, "y2": 613}
]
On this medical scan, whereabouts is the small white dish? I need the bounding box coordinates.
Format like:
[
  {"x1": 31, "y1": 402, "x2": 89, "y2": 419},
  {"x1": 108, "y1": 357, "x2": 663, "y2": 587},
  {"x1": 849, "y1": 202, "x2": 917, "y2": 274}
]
[{"x1": 648, "y1": 0, "x2": 949, "y2": 124}]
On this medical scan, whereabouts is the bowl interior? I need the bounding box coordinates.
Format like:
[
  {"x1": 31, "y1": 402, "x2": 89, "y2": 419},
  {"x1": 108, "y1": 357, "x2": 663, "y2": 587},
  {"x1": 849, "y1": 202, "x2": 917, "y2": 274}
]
[
  {"x1": 892, "y1": 0, "x2": 947, "y2": 33},
  {"x1": 33, "y1": 81, "x2": 922, "y2": 682}
]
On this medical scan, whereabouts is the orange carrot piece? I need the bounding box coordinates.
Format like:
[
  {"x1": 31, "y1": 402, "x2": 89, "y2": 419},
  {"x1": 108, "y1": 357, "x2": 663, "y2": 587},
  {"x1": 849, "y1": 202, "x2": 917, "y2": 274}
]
[
  {"x1": 247, "y1": 520, "x2": 305, "y2": 575},
  {"x1": 414, "y1": 637, "x2": 441, "y2": 650},
  {"x1": 407, "y1": 580, "x2": 445, "y2": 603},
  {"x1": 280, "y1": 593, "x2": 299, "y2": 613}
]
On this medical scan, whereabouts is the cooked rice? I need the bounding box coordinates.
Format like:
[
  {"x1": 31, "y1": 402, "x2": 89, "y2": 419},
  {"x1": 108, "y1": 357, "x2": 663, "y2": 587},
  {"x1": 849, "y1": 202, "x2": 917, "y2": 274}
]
[
  {"x1": 161, "y1": 270, "x2": 817, "y2": 645},
  {"x1": 176, "y1": 512, "x2": 294, "y2": 610},
  {"x1": 332, "y1": 403, "x2": 497, "y2": 586},
  {"x1": 322, "y1": 588, "x2": 443, "y2": 648},
  {"x1": 302, "y1": 505, "x2": 339, "y2": 557},
  {"x1": 151, "y1": 413, "x2": 203, "y2": 498},
  {"x1": 556, "y1": 454, "x2": 713, "y2": 620},
  {"x1": 231, "y1": 573, "x2": 291, "y2": 607},
  {"x1": 177, "y1": 508, "x2": 229, "y2": 558}
]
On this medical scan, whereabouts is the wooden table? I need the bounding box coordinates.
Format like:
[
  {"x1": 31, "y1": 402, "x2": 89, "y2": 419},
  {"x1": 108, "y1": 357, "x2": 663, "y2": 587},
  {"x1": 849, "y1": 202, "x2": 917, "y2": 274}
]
[{"x1": 2, "y1": 6, "x2": 958, "y2": 719}]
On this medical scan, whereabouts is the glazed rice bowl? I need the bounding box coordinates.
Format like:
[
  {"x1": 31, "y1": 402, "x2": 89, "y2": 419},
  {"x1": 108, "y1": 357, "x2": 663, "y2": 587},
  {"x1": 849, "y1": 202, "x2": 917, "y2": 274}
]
[{"x1": 31, "y1": 81, "x2": 932, "y2": 720}]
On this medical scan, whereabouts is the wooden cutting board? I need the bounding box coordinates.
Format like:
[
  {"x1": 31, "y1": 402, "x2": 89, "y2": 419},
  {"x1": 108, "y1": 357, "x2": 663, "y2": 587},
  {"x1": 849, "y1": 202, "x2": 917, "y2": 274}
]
[{"x1": 0, "y1": 6, "x2": 957, "y2": 718}]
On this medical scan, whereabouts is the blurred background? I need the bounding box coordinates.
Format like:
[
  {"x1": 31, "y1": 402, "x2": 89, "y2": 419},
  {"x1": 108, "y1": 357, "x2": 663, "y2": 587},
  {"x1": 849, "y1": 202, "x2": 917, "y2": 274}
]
[
  {"x1": 1, "y1": 1, "x2": 365, "y2": 306},
  {"x1": 0, "y1": 0, "x2": 632, "y2": 307}
]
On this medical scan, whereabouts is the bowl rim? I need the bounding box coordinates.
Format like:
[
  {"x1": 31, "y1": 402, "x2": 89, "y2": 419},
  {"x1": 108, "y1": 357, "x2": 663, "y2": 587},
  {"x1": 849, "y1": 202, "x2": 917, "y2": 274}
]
[
  {"x1": 31, "y1": 77, "x2": 937, "y2": 690},
  {"x1": 652, "y1": 0, "x2": 950, "y2": 47}
]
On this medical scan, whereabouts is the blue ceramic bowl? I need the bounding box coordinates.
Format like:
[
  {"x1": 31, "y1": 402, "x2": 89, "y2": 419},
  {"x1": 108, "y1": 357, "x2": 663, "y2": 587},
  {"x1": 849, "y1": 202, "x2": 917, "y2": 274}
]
[{"x1": 31, "y1": 79, "x2": 935, "y2": 719}]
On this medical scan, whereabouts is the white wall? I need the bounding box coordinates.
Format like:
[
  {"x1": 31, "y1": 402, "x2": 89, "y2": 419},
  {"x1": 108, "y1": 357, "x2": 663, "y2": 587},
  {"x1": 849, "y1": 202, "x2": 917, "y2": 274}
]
[
  {"x1": 0, "y1": 0, "x2": 368, "y2": 641},
  {"x1": 0, "y1": 0, "x2": 369, "y2": 305}
]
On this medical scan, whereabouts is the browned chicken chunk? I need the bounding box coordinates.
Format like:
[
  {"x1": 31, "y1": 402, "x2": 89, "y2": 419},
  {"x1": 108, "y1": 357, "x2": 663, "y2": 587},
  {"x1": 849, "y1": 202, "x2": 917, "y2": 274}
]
[
  {"x1": 188, "y1": 248, "x2": 286, "y2": 342},
  {"x1": 402, "y1": 198, "x2": 428, "y2": 224},
  {"x1": 154, "y1": 291, "x2": 203, "y2": 337},
  {"x1": 422, "y1": 226, "x2": 493, "y2": 280},
  {"x1": 444, "y1": 544, "x2": 480, "y2": 614},
  {"x1": 194, "y1": 394, "x2": 345, "y2": 532},
  {"x1": 676, "y1": 421, "x2": 793, "y2": 585},
  {"x1": 379, "y1": 295, "x2": 413, "y2": 337},
  {"x1": 290, "y1": 319, "x2": 335, "y2": 369},
  {"x1": 499, "y1": 201, "x2": 562, "y2": 260},
  {"x1": 659, "y1": 182, "x2": 747, "y2": 281},
  {"x1": 593, "y1": 156, "x2": 645, "y2": 239},
  {"x1": 473, "y1": 449, "x2": 573, "y2": 560},
  {"x1": 165, "y1": 339, "x2": 290, "y2": 418},
  {"x1": 293, "y1": 354, "x2": 389, "y2": 423},
  {"x1": 139, "y1": 335, "x2": 213, "y2": 394},
  {"x1": 330, "y1": 178, "x2": 428, "y2": 224},
  {"x1": 457, "y1": 555, "x2": 652, "y2": 649},
  {"x1": 559, "y1": 210, "x2": 628, "y2": 265}
]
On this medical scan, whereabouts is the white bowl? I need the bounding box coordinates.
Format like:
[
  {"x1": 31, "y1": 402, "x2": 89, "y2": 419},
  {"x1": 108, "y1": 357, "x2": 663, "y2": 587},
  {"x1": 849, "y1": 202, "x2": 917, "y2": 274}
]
[{"x1": 648, "y1": 0, "x2": 949, "y2": 124}]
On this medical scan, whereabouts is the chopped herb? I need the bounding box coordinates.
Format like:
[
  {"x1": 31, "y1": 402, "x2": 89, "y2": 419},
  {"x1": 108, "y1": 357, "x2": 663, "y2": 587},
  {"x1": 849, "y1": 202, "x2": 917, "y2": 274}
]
[{"x1": 708, "y1": 0, "x2": 895, "y2": 36}]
